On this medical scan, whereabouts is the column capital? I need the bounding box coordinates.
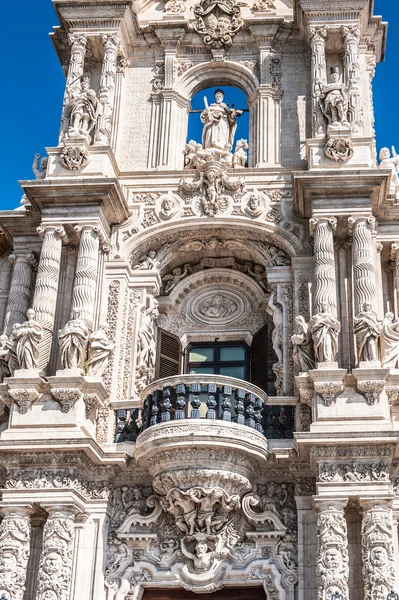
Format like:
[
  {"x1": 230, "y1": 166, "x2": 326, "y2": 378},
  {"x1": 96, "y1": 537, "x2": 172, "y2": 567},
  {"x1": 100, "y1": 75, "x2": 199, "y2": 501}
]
[
  {"x1": 100, "y1": 32, "x2": 121, "y2": 51},
  {"x1": 8, "y1": 252, "x2": 37, "y2": 267},
  {"x1": 359, "y1": 497, "x2": 394, "y2": 512},
  {"x1": 390, "y1": 242, "x2": 399, "y2": 261},
  {"x1": 313, "y1": 497, "x2": 349, "y2": 513},
  {"x1": 309, "y1": 216, "x2": 337, "y2": 237},
  {"x1": 348, "y1": 215, "x2": 376, "y2": 236},
  {"x1": 67, "y1": 32, "x2": 88, "y2": 49},
  {"x1": 37, "y1": 225, "x2": 69, "y2": 244},
  {"x1": 0, "y1": 504, "x2": 35, "y2": 517},
  {"x1": 307, "y1": 24, "x2": 328, "y2": 43},
  {"x1": 341, "y1": 23, "x2": 361, "y2": 42},
  {"x1": 73, "y1": 224, "x2": 108, "y2": 246}
]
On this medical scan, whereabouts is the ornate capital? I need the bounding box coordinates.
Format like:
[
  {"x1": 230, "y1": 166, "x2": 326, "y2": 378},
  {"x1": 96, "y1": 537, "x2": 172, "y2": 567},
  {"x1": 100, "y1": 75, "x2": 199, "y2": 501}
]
[
  {"x1": 8, "y1": 387, "x2": 42, "y2": 413},
  {"x1": 67, "y1": 33, "x2": 88, "y2": 51},
  {"x1": 309, "y1": 217, "x2": 337, "y2": 237},
  {"x1": 101, "y1": 32, "x2": 121, "y2": 51},
  {"x1": 51, "y1": 388, "x2": 83, "y2": 412},
  {"x1": 36, "y1": 225, "x2": 69, "y2": 244},
  {"x1": 341, "y1": 24, "x2": 360, "y2": 43},
  {"x1": 307, "y1": 25, "x2": 327, "y2": 44}
]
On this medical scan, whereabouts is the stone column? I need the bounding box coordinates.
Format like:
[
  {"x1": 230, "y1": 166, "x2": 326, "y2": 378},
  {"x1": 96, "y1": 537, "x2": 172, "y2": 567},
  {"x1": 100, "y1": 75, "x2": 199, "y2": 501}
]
[
  {"x1": 35, "y1": 508, "x2": 76, "y2": 600},
  {"x1": 249, "y1": 87, "x2": 283, "y2": 167},
  {"x1": 359, "y1": 499, "x2": 396, "y2": 600},
  {"x1": 59, "y1": 34, "x2": 88, "y2": 142},
  {"x1": 110, "y1": 55, "x2": 128, "y2": 152},
  {"x1": 0, "y1": 506, "x2": 32, "y2": 600},
  {"x1": 32, "y1": 226, "x2": 68, "y2": 373},
  {"x1": 4, "y1": 252, "x2": 37, "y2": 335},
  {"x1": 71, "y1": 226, "x2": 101, "y2": 330},
  {"x1": 308, "y1": 25, "x2": 327, "y2": 138},
  {"x1": 391, "y1": 243, "x2": 399, "y2": 317},
  {"x1": 94, "y1": 33, "x2": 121, "y2": 146},
  {"x1": 310, "y1": 217, "x2": 338, "y2": 315},
  {"x1": 348, "y1": 217, "x2": 376, "y2": 315},
  {"x1": 314, "y1": 499, "x2": 350, "y2": 600},
  {"x1": 341, "y1": 24, "x2": 362, "y2": 134}
]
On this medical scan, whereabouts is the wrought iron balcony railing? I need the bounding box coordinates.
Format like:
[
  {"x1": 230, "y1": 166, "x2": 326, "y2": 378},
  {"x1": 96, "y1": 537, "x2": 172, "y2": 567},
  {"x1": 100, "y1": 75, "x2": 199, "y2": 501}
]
[{"x1": 114, "y1": 374, "x2": 295, "y2": 443}]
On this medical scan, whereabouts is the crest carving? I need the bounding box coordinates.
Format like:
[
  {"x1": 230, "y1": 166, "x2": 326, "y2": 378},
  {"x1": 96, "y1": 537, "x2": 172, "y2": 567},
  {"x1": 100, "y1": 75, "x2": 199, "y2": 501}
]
[{"x1": 192, "y1": 0, "x2": 244, "y2": 48}]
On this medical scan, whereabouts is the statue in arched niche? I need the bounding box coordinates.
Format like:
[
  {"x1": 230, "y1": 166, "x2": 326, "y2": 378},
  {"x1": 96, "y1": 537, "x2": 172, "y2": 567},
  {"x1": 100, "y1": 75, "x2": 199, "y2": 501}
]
[{"x1": 201, "y1": 89, "x2": 243, "y2": 153}]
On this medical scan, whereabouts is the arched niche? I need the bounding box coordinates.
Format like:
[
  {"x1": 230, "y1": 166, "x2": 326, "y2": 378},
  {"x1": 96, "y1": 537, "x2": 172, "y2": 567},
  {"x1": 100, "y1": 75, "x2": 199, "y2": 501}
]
[{"x1": 148, "y1": 60, "x2": 281, "y2": 169}]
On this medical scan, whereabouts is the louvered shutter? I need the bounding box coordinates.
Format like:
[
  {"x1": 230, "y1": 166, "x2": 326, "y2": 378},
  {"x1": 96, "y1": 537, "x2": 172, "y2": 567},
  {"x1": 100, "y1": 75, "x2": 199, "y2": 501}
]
[
  {"x1": 250, "y1": 324, "x2": 269, "y2": 394},
  {"x1": 156, "y1": 329, "x2": 181, "y2": 379}
]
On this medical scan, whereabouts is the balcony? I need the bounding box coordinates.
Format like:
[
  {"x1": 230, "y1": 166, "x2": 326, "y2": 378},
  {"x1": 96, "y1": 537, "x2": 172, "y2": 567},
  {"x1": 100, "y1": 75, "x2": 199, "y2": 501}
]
[
  {"x1": 115, "y1": 375, "x2": 296, "y2": 496},
  {"x1": 115, "y1": 374, "x2": 295, "y2": 443}
]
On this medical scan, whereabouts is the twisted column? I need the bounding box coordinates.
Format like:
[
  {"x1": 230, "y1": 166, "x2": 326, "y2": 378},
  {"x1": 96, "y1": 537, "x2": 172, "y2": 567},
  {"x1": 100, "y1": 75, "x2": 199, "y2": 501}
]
[
  {"x1": 349, "y1": 217, "x2": 376, "y2": 315},
  {"x1": 35, "y1": 508, "x2": 76, "y2": 600},
  {"x1": 95, "y1": 33, "x2": 121, "y2": 145},
  {"x1": 359, "y1": 500, "x2": 395, "y2": 600},
  {"x1": 314, "y1": 499, "x2": 349, "y2": 600},
  {"x1": 341, "y1": 24, "x2": 362, "y2": 134},
  {"x1": 71, "y1": 226, "x2": 101, "y2": 329},
  {"x1": 32, "y1": 226, "x2": 68, "y2": 373},
  {"x1": 308, "y1": 25, "x2": 327, "y2": 137},
  {"x1": 4, "y1": 253, "x2": 37, "y2": 335},
  {"x1": 59, "y1": 33, "x2": 88, "y2": 142},
  {"x1": 0, "y1": 507, "x2": 32, "y2": 600},
  {"x1": 310, "y1": 217, "x2": 338, "y2": 315}
]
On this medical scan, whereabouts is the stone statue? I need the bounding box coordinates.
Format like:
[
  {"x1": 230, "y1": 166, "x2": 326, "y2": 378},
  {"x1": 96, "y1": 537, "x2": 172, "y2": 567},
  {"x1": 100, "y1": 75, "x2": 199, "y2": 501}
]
[
  {"x1": 200, "y1": 89, "x2": 243, "y2": 152},
  {"x1": 180, "y1": 537, "x2": 217, "y2": 572},
  {"x1": 162, "y1": 266, "x2": 189, "y2": 295},
  {"x1": 292, "y1": 316, "x2": 315, "y2": 372},
  {"x1": 0, "y1": 335, "x2": 10, "y2": 382},
  {"x1": 309, "y1": 302, "x2": 341, "y2": 364},
  {"x1": 133, "y1": 250, "x2": 160, "y2": 271},
  {"x1": 380, "y1": 312, "x2": 399, "y2": 368},
  {"x1": 233, "y1": 139, "x2": 248, "y2": 168},
  {"x1": 267, "y1": 291, "x2": 283, "y2": 364},
  {"x1": 319, "y1": 67, "x2": 349, "y2": 127},
  {"x1": 6, "y1": 324, "x2": 20, "y2": 376},
  {"x1": 354, "y1": 303, "x2": 382, "y2": 363},
  {"x1": 159, "y1": 194, "x2": 178, "y2": 220},
  {"x1": 65, "y1": 77, "x2": 101, "y2": 141},
  {"x1": 378, "y1": 147, "x2": 399, "y2": 198},
  {"x1": 184, "y1": 140, "x2": 205, "y2": 169},
  {"x1": 245, "y1": 263, "x2": 268, "y2": 291},
  {"x1": 14, "y1": 309, "x2": 43, "y2": 371},
  {"x1": 245, "y1": 194, "x2": 263, "y2": 218},
  {"x1": 137, "y1": 297, "x2": 159, "y2": 368},
  {"x1": 86, "y1": 323, "x2": 115, "y2": 376},
  {"x1": 32, "y1": 153, "x2": 48, "y2": 180},
  {"x1": 58, "y1": 309, "x2": 89, "y2": 370}
]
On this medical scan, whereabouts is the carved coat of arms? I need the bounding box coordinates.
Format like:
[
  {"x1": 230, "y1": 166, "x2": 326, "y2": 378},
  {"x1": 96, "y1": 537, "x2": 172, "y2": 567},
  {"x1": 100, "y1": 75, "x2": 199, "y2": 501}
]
[{"x1": 193, "y1": 0, "x2": 243, "y2": 48}]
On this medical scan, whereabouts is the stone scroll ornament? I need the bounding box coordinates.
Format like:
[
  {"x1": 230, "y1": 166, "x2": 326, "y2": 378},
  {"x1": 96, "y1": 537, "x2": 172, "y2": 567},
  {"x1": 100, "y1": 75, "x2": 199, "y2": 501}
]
[{"x1": 193, "y1": 0, "x2": 244, "y2": 49}]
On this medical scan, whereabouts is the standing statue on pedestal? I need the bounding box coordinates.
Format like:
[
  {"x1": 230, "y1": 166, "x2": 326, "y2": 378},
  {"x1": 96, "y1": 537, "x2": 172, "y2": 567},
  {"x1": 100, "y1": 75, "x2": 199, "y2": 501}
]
[
  {"x1": 378, "y1": 147, "x2": 399, "y2": 198},
  {"x1": 32, "y1": 153, "x2": 48, "y2": 180},
  {"x1": 65, "y1": 77, "x2": 101, "y2": 142},
  {"x1": 380, "y1": 312, "x2": 399, "y2": 368},
  {"x1": 292, "y1": 316, "x2": 315, "y2": 372},
  {"x1": 86, "y1": 323, "x2": 115, "y2": 377},
  {"x1": 137, "y1": 298, "x2": 159, "y2": 369},
  {"x1": 14, "y1": 309, "x2": 43, "y2": 371},
  {"x1": 319, "y1": 67, "x2": 349, "y2": 128},
  {"x1": 267, "y1": 291, "x2": 283, "y2": 365},
  {"x1": 201, "y1": 90, "x2": 243, "y2": 153},
  {"x1": 6, "y1": 324, "x2": 20, "y2": 376},
  {"x1": 309, "y1": 302, "x2": 341, "y2": 364},
  {"x1": 0, "y1": 335, "x2": 10, "y2": 382},
  {"x1": 354, "y1": 303, "x2": 381, "y2": 363},
  {"x1": 58, "y1": 309, "x2": 89, "y2": 370}
]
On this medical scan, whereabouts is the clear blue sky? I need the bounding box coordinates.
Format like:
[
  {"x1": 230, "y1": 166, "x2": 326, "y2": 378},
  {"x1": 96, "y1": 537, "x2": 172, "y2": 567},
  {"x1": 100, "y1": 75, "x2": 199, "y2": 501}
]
[{"x1": 0, "y1": 0, "x2": 396, "y2": 210}]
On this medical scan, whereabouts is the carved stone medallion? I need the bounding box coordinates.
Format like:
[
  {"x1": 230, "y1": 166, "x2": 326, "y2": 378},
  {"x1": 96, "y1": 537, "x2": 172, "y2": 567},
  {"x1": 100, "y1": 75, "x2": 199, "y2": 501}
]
[
  {"x1": 60, "y1": 144, "x2": 89, "y2": 170},
  {"x1": 192, "y1": 0, "x2": 244, "y2": 48},
  {"x1": 324, "y1": 138, "x2": 354, "y2": 162}
]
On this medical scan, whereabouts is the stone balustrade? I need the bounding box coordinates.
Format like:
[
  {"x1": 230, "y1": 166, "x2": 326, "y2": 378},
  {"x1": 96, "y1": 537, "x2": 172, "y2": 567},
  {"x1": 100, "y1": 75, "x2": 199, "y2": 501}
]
[{"x1": 115, "y1": 374, "x2": 295, "y2": 442}]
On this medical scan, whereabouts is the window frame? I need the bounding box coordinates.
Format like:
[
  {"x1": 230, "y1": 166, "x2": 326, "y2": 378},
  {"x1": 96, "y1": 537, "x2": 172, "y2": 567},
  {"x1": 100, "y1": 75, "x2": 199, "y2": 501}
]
[{"x1": 185, "y1": 341, "x2": 249, "y2": 382}]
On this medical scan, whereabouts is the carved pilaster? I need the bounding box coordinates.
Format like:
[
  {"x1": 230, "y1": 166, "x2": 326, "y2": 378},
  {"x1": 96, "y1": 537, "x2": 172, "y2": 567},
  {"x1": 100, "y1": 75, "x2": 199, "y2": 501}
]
[
  {"x1": 314, "y1": 499, "x2": 349, "y2": 600},
  {"x1": 0, "y1": 506, "x2": 32, "y2": 600},
  {"x1": 359, "y1": 500, "x2": 396, "y2": 600},
  {"x1": 341, "y1": 24, "x2": 362, "y2": 134},
  {"x1": 32, "y1": 226, "x2": 68, "y2": 373},
  {"x1": 308, "y1": 25, "x2": 327, "y2": 138},
  {"x1": 59, "y1": 34, "x2": 88, "y2": 142},
  {"x1": 4, "y1": 253, "x2": 37, "y2": 335},
  {"x1": 72, "y1": 226, "x2": 102, "y2": 329},
  {"x1": 95, "y1": 33, "x2": 121, "y2": 145},
  {"x1": 248, "y1": 87, "x2": 283, "y2": 167},
  {"x1": 310, "y1": 217, "x2": 337, "y2": 315},
  {"x1": 391, "y1": 243, "x2": 399, "y2": 317},
  {"x1": 35, "y1": 508, "x2": 76, "y2": 600}
]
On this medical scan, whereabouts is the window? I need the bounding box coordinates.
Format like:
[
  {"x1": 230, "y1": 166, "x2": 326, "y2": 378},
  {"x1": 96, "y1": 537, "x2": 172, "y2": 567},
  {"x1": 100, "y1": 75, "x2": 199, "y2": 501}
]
[{"x1": 187, "y1": 342, "x2": 248, "y2": 382}]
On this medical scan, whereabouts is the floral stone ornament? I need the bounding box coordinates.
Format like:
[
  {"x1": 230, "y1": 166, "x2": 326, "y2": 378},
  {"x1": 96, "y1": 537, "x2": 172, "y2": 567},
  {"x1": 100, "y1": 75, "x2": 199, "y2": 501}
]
[
  {"x1": 60, "y1": 143, "x2": 89, "y2": 170},
  {"x1": 193, "y1": 0, "x2": 244, "y2": 49},
  {"x1": 324, "y1": 138, "x2": 354, "y2": 162}
]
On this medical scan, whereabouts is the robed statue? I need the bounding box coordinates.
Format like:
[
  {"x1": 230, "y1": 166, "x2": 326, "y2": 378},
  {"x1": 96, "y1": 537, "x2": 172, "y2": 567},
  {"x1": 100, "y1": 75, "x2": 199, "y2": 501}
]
[
  {"x1": 14, "y1": 309, "x2": 43, "y2": 371},
  {"x1": 200, "y1": 89, "x2": 243, "y2": 152},
  {"x1": 309, "y1": 302, "x2": 341, "y2": 364},
  {"x1": 58, "y1": 309, "x2": 89, "y2": 370}
]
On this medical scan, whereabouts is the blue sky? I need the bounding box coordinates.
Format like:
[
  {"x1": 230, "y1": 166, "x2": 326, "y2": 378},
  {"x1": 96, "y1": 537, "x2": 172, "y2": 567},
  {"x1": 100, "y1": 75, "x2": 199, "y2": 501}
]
[{"x1": 0, "y1": 0, "x2": 396, "y2": 210}]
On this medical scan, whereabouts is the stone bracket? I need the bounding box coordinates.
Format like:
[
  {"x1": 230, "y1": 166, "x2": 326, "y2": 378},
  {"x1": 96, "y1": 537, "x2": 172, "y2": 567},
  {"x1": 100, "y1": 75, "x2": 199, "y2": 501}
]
[
  {"x1": 352, "y1": 368, "x2": 389, "y2": 406},
  {"x1": 309, "y1": 369, "x2": 346, "y2": 407},
  {"x1": 6, "y1": 375, "x2": 46, "y2": 414},
  {"x1": 48, "y1": 373, "x2": 108, "y2": 414}
]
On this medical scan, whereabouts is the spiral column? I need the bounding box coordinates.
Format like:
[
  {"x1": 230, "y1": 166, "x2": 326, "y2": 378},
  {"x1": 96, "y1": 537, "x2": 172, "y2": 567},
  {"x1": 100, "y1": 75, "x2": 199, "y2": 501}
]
[
  {"x1": 348, "y1": 217, "x2": 376, "y2": 314},
  {"x1": 32, "y1": 226, "x2": 68, "y2": 373},
  {"x1": 4, "y1": 253, "x2": 37, "y2": 335},
  {"x1": 310, "y1": 217, "x2": 338, "y2": 315},
  {"x1": 71, "y1": 225, "x2": 101, "y2": 329}
]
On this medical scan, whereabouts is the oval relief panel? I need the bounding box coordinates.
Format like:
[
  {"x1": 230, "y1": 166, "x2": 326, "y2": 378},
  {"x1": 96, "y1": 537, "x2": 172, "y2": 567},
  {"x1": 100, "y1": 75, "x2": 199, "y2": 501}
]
[{"x1": 190, "y1": 290, "x2": 245, "y2": 325}]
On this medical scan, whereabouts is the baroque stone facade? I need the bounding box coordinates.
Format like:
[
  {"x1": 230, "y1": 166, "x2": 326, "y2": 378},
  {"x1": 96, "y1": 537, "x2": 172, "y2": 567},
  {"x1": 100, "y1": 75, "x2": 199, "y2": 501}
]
[{"x1": 0, "y1": 0, "x2": 398, "y2": 599}]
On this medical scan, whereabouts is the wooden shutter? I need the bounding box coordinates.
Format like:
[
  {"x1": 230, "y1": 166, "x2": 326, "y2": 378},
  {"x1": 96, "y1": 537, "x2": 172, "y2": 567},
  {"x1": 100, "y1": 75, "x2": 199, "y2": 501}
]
[
  {"x1": 156, "y1": 329, "x2": 181, "y2": 379},
  {"x1": 250, "y1": 324, "x2": 272, "y2": 394}
]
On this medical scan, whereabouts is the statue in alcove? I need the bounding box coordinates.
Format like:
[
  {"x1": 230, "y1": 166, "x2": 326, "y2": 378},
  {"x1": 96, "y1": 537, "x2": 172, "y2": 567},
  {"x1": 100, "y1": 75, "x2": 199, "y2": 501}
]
[
  {"x1": 201, "y1": 89, "x2": 243, "y2": 153},
  {"x1": 319, "y1": 67, "x2": 350, "y2": 128}
]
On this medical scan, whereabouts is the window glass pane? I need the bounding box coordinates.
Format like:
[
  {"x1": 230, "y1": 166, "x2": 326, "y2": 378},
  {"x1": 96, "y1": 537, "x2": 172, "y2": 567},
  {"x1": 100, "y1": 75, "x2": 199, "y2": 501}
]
[
  {"x1": 220, "y1": 366, "x2": 245, "y2": 379},
  {"x1": 189, "y1": 366, "x2": 215, "y2": 374},
  {"x1": 189, "y1": 348, "x2": 214, "y2": 363},
  {"x1": 220, "y1": 347, "x2": 245, "y2": 362}
]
